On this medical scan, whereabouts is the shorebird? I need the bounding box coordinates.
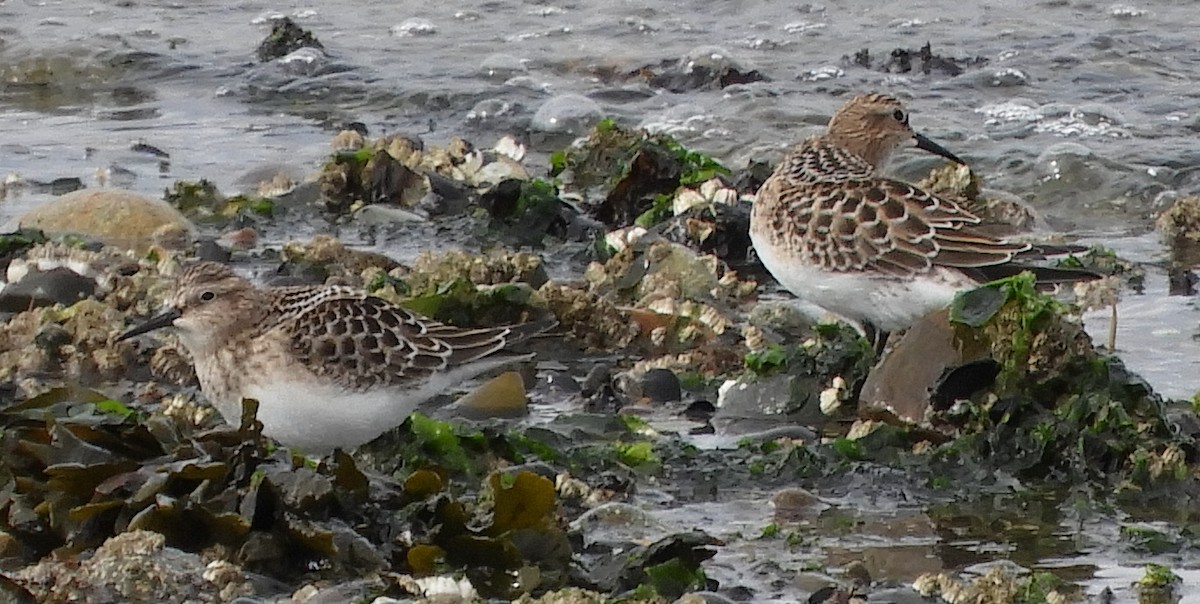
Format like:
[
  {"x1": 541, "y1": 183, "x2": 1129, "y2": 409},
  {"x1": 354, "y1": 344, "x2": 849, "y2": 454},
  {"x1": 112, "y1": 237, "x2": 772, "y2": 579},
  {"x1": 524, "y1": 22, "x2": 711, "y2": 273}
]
[
  {"x1": 750, "y1": 93, "x2": 1092, "y2": 348},
  {"x1": 118, "y1": 261, "x2": 553, "y2": 451}
]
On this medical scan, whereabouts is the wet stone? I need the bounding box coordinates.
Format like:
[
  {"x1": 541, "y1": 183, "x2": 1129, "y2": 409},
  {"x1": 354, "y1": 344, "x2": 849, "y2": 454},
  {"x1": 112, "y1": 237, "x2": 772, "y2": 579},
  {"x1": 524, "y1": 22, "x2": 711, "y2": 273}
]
[
  {"x1": 390, "y1": 18, "x2": 437, "y2": 36},
  {"x1": 531, "y1": 93, "x2": 604, "y2": 135},
  {"x1": 0, "y1": 266, "x2": 96, "y2": 312},
  {"x1": 453, "y1": 370, "x2": 529, "y2": 419},
  {"x1": 714, "y1": 373, "x2": 830, "y2": 431},
  {"x1": 632, "y1": 46, "x2": 768, "y2": 92},
  {"x1": 479, "y1": 53, "x2": 528, "y2": 79},
  {"x1": 852, "y1": 42, "x2": 987, "y2": 76},
  {"x1": 256, "y1": 17, "x2": 324, "y2": 62},
  {"x1": 277, "y1": 47, "x2": 327, "y2": 76},
  {"x1": 641, "y1": 368, "x2": 682, "y2": 402},
  {"x1": 465, "y1": 98, "x2": 517, "y2": 124}
]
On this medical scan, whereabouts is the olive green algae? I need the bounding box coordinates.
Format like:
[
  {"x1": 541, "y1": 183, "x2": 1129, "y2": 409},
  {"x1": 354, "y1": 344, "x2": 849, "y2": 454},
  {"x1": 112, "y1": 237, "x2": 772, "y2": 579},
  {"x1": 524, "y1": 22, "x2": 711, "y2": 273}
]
[{"x1": 939, "y1": 273, "x2": 1191, "y2": 485}]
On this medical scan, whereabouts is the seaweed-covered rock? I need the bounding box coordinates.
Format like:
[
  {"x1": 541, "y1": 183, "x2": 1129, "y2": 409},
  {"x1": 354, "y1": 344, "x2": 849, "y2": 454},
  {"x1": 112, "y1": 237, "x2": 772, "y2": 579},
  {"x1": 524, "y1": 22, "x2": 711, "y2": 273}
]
[
  {"x1": 317, "y1": 133, "x2": 529, "y2": 217},
  {"x1": 163, "y1": 179, "x2": 277, "y2": 226},
  {"x1": 589, "y1": 531, "x2": 720, "y2": 598},
  {"x1": 257, "y1": 17, "x2": 324, "y2": 62},
  {"x1": 715, "y1": 324, "x2": 873, "y2": 434},
  {"x1": 630, "y1": 46, "x2": 767, "y2": 92},
  {"x1": 850, "y1": 42, "x2": 987, "y2": 76},
  {"x1": 552, "y1": 119, "x2": 730, "y2": 229},
  {"x1": 480, "y1": 178, "x2": 573, "y2": 246},
  {"x1": 363, "y1": 249, "x2": 549, "y2": 327},
  {"x1": 937, "y1": 274, "x2": 1196, "y2": 483}
]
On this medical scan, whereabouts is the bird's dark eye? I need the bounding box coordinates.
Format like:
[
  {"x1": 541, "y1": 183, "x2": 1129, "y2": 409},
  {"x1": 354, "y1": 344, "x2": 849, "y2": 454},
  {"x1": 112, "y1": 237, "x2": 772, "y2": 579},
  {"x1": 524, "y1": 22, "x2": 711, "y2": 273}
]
[
  {"x1": 200, "y1": 291, "x2": 216, "y2": 302},
  {"x1": 892, "y1": 109, "x2": 907, "y2": 123}
]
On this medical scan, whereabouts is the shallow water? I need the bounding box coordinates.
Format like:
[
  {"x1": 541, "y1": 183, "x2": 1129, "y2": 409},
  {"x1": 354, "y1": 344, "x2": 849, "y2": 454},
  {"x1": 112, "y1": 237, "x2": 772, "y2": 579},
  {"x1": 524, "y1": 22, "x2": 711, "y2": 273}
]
[{"x1": 3, "y1": 0, "x2": 1200, "y2": 600}]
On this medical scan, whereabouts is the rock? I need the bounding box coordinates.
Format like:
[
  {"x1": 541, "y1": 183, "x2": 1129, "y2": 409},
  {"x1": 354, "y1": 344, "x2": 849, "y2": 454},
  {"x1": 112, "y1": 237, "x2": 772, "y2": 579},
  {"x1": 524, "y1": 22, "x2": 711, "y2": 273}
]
[
  {"x1": 352, "y1": 204, "x2": 429, "y2": 226},
  {"x1": 478, "y1": 53, "x2": 527, "y2": 79},
  {"x1": 1033, "y1": 142, "x2": 1106, "y2": 190},
  {"x1": 13, "y1": 530, "x2": 253, "y2": 603},
  {"x1": 769, "y1": 487, "x2": 830, "y2": 522},
  {"x1": 640, "y1": 368, "x2": 682, "y2": 402},
  {"x1": 257, "y1": 17, "x2": 323, "y2": 62},
  {"x1": 714, "y1": 372, "x2": 830, "y2": 431},
  {"x1": 859, "y1": 310, "x2": 970, "y2": 424},
  {"x1": 1156, "y1": 195, "x2": 1200, "y2": 266},
  {"x1": 531, "y1": 94, "x2": 604, "y2": 135},
  {"x1": 631, "y1": 46, "x2": 767, "y2": 92},
  {"x1": 454, "y1": 370, "x2": 529, "y2": 418},
  {"x1": 851, "y1": 41, "x2": 986, "y2": 76},
  {"x1": 0, "y1": 266, "x2": 96, "y2": 312},
  {"x1": 13, "y1": 189, "x2": 194, "y2": 252}
]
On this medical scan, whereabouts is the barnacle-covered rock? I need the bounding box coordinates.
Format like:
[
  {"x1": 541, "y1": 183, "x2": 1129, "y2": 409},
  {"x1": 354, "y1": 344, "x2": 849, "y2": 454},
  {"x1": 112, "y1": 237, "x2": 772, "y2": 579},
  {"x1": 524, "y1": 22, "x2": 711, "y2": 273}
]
[
  {"x1": 917, "y1": 162, "x2": 980, "y2": 204},
  {"x1": 941, "y1": 274, "x2": 1192, "y2": 482},
  {"x1": 1156, "y1": 195, "x2": 1200, "y2": 265},
  {"x1": 317, "y1": 133, "x2": 534, "y2": 217},
  {"x1": 587, "y1": 239, "x2": 753, "y2": 305},
  {"x1": 912, "y1": 567, "x2": 1070, "y2": 604},
  {"x1": 408, "y1": 248, "x2": 548, "y2": 291},
  {"x1": 13, "y1": 530, "x2": 253, "y2": 603},
  {"x1": 330, "y1": 128, "x2": 365, "y2": 152},
  {"x1": 670, "y1": 177, "x2": 740, "y2": 217},
  {"x1": 0, "y1": 298, "x2": 136, "y2": 395},
  {"x1": 537, "y1": 282, "x2": 636, "y2": 351},
  {"x1": 279, "y1": 235, "x2": 402, "y2": 285},
  {"x1": 317, "y1": 145, "x2": 432, "y2": 214},
  {"x1": 421, "y1": 136, "x2": 531, "y2": 188},
  {"x1": 583, "y1": 239, "x2": 752, "y2": 350},
  {"x1": 551, "y1": 119, "x2": 730, "y2": 229}
]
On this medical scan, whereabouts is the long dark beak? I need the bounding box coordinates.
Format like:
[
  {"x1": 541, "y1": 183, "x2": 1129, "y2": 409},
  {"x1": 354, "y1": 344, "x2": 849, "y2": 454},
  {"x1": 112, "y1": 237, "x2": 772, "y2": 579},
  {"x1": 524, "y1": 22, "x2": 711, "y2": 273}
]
[
  {"x1": 913, "y1": 131, "x2": 966, "y2": 165},
  {"x1": 117, "y1": 307, "x2": 182, "y2": 341}
]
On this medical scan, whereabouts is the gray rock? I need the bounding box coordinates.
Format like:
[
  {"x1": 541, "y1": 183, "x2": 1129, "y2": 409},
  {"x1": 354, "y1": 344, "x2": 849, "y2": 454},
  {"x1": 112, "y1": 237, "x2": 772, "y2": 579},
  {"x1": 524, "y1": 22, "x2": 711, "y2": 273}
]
[{"x1": 0, "y1": 267, "x2": 96, "y2": 312}]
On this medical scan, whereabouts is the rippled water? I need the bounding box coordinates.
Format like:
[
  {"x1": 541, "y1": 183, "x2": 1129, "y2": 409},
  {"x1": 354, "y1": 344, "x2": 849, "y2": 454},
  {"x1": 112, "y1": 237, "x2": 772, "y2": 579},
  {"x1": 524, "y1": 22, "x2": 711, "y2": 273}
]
[{"x1": 3, "y1": 0, "x2": 1200, "y2": 599}]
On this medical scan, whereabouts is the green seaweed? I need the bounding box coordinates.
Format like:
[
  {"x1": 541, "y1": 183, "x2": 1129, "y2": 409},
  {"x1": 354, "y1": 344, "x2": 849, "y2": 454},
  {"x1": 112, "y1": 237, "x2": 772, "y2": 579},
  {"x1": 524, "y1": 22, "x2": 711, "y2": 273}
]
[
  {"x1": 550, "y1": 118, "x2": 730, "y2": 229},
  {"x1": 940, "y1": 274, "x2": 1193, "y2": 484}
]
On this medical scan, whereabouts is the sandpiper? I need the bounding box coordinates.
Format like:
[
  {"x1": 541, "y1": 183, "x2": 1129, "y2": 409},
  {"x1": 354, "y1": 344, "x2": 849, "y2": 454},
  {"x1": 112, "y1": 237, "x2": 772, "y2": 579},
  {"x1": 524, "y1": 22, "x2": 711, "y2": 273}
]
[
  {"x1": 118, "y1": 261, "x2": 554, "y2": 451},
  {"x1": 750, "y1": 93, "x2": 1091, "y2": 346}
]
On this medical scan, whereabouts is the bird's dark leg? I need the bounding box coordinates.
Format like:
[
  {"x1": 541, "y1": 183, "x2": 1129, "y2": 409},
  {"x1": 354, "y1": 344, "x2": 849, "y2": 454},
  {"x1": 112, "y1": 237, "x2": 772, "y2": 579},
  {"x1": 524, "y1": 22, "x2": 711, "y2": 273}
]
[{"x1": 862, "y1": 322, "x2": 890, "y2": 358}]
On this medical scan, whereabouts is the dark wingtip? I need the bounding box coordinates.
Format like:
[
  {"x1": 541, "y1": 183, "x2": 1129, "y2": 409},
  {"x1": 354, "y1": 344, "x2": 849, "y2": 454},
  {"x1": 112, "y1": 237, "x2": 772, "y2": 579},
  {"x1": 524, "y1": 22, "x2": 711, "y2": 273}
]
[{"x1": 507, "y1": 317, "x2": 559, "y2": 343}]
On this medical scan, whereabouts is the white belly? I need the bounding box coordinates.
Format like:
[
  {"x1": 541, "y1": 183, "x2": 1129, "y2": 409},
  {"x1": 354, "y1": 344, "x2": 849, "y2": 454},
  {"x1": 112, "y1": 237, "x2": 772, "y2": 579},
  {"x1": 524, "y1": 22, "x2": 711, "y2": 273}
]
[
  {"x1": 239, "y1": 381, "x2": 417, "y2": 452},
  {"x1": 751, "y1": 229, "x2": 972, "y2": 332},
  {"x1": 207, "y1": 354, "x2": 530, "y2": 452}
]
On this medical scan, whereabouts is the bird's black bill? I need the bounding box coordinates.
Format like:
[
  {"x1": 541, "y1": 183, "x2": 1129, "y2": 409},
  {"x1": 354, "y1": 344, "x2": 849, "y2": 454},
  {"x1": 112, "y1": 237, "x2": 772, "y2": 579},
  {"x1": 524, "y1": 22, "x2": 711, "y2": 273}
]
[
  {"x1": 913, "y1": 132, "x2": 966, "y2": 165},
  {"x1": 117, "y1": 308, "x2": 181, "y2": 341}
]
